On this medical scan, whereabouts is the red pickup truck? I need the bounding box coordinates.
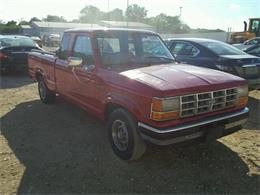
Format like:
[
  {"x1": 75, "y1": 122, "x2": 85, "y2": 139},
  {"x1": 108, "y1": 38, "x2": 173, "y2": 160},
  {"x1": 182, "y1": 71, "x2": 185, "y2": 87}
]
[{"x1": 28, "y1": 28, "x2": 249, "y2": 160}]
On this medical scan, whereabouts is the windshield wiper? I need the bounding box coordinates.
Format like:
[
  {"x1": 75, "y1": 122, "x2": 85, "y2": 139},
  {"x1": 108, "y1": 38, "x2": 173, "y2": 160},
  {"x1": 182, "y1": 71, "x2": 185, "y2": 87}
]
[{"x1": 144, "y1": 56, "x2": 175, "y2": 62}]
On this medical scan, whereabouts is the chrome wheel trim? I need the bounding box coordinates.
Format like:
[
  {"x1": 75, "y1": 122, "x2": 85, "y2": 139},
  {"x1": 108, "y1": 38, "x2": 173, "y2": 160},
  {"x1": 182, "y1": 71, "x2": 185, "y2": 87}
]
[{"x1": 111, "y1": 119, "x2": 129, "y2": 151}]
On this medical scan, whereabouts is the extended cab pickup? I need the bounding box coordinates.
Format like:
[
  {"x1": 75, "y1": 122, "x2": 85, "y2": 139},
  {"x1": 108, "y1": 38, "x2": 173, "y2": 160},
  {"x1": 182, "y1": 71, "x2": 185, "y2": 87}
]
[{"x1": 28, "y1": 28, "x2": 249, "y2": 160}]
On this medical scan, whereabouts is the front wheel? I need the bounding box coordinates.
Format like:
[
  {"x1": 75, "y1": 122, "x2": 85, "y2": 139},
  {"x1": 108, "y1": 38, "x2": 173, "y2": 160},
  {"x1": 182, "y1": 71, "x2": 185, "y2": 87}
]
[
  {"x1": 38, "y1": 75, "x2": 56, "y2": 104},
  {"x1": 107, "y1": 108, "x2": 147, "y2": 161}
]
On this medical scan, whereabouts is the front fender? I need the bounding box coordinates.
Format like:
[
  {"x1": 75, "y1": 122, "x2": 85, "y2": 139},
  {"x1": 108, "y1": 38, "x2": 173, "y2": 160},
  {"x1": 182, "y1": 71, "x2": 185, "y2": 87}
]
[{"x1": 104, "y1": 92, "x2": 143, "y2": 121}]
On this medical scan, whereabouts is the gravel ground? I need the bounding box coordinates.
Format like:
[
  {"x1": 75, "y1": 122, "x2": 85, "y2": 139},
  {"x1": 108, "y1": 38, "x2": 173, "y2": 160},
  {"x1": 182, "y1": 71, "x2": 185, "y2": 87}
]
[{"x1": 0, "y1": 75, "x2": 259, "y2": 194}]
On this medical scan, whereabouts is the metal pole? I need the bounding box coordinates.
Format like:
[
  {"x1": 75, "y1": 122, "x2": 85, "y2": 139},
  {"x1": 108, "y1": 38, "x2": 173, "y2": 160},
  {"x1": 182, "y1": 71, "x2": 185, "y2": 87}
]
[
  {"x1": 108, "y1": 0, "x2": 110, "y2": 27},
  {"x1": 126, "y1": 0, "x2": 129, "y2": 27},
  {"x1": 179, "y1": 6, "x2": 182, "y2": 19}
]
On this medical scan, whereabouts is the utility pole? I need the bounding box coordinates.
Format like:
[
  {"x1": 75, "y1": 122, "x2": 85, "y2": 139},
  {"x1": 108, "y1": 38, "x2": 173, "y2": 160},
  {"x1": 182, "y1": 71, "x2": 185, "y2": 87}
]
[
  {"x1": 108, "y1": 0, "x2": 110, "y2": 27},
  {"x1": 179, "y1": 6, "x2": 182, "y2": 19},
  {"x1": 126, "y1": 0, "x2": 129, "y2": 27}
]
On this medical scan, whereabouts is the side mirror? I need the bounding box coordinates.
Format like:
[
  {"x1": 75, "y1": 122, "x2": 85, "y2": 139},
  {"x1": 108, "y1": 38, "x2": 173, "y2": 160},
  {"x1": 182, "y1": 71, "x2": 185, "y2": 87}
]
[{"x1": 68, "y1": 56, "x2": 83, "y2": 67}]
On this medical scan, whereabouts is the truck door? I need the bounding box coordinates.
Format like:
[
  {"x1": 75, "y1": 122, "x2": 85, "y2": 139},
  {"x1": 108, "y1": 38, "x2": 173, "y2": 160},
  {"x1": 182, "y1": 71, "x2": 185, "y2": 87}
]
[
  {"x1": 68, "y1": 34, "x2": 100, "y2": 113},
  {"x1": 55, "y1": 33, "x2": 75, "y2": 97}
]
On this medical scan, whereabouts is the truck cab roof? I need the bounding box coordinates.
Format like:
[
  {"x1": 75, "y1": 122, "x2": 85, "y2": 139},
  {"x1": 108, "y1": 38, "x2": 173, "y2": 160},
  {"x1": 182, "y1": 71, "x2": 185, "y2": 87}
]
[{"x1": 64, "y1": 27, "x2": 157, "y2": 35}]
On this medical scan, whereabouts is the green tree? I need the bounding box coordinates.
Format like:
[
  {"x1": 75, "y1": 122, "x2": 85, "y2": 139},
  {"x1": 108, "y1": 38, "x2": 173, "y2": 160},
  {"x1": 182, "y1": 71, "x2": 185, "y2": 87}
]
[
  {"x1": 147, "y1": 14, "x2": 191, "y2": 34},
  {"x1": 191, "y1": 28, "x2": 224, "y2": 33},
  {"x1": 79, "y1": 5, "x2": 102, "y2": 23},
  {"x1": 103, "y1": 8, "x2": 124, "y2": 21},
  {"x1": 43, "y1": 15, "x2": 67, "y2": 22},
  {"x1": 6, "y1": 20, "x2": 17, "y2": 26},
  {"x1": 29, "y1": 17, "x2": 41, "y2": 23},
  {"x1": 19, "y1": 20, "x2": 30, "y2": 25},
  {"x1": 0, "y1": 20, "x2": 20, "y2": 34},
  {"x1": 125, "y1": 4, "x2": 147, "y2": 22}
]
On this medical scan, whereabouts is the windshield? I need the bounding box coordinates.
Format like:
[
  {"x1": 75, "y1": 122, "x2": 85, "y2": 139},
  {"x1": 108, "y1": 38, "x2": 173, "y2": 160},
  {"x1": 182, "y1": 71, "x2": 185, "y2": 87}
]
[
  {"x1": 200, "y1": 41, "x2": 246, "y2": 55},
  {"x1": 96, "y1": 31, "x2": 174, "y2": 71},
  {"x1": 0, "y1": 37, "x2": 36, "y2": 48}
]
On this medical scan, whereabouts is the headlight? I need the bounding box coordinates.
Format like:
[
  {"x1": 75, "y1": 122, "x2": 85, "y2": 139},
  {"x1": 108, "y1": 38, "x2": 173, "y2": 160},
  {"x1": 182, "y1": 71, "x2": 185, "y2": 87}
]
[
  {"x1": 236, "y1": 85, "x2": 248, "y2": 108},
  {"x1": 215, "y1": 64, "x2": 233, "y2": 72},
  {"x1": 150, "y1": 97, "x2": 180, "y2": 121},
  {"x1": 237, "y1": 85, "x2": 248, "y2": 97}
]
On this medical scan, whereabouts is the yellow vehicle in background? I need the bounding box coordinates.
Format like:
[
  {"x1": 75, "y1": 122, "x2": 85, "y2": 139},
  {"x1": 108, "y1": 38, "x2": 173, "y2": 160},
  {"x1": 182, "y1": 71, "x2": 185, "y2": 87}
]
[{"x1": 229, "y1": 18, "x2": 260, "y2": 43}]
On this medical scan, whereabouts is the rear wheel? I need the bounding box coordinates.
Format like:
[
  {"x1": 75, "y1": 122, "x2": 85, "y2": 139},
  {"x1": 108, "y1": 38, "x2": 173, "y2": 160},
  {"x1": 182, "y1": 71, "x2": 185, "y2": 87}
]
[
  {"x1": 107, "y1": 108, "x2": 146, "y2": 161},
  {"x1": 38, "y1": 75, "x2": 56, "y2": 104}
]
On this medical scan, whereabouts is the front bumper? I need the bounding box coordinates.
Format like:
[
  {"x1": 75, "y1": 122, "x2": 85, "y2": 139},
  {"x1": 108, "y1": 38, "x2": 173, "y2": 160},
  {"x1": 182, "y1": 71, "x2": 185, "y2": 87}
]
[{"x1": 138, "y1": 107, "x2": 249, "y2": 145}]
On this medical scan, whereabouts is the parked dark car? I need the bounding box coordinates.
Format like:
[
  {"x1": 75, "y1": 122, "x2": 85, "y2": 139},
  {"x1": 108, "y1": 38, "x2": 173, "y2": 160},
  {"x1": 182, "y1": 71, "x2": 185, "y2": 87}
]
[
  {"x1": 244, "y1": 44, "x2": 260, "y2": 57},
  {"x1": 30, "y1": 36, "x2": 43, "y2": 48},
  {"x1": 0, "y1": 35, "x2": 42, "y2": 72},
  {"x1": 233, "y1": 37, "x2": 260, "y2": 50},
  {"x1": 42, "y1": 34, "x2": 61, "y2": 47},
  {"x1": 164, "y1": 38, "x2": 260, "y2": 89}
]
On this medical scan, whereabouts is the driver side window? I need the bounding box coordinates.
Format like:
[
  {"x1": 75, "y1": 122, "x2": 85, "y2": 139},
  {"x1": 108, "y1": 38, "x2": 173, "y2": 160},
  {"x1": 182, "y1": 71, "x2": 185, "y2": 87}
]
[
  {"x1": 171, "y1": 42, "x2": 200, "y2": 57},
  {"x1": 246, "y1": 39, "x2": 258, "y2": 45},
  {"x1": 59, "y1": 34, "x2": 71, "y2": 60},
  {"x1": 73, "y1": 36, "x2": 94, "y2": 65}
]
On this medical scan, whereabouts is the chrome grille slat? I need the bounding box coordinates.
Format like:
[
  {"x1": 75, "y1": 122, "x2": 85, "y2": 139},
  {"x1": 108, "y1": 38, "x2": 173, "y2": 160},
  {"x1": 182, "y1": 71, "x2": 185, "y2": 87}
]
[
  {"x1": 180, "y1": 88, "x2": 238, "y2": 118},
  {"x1": 198, "y1": 98, "x2": 211, "y2": 101}
]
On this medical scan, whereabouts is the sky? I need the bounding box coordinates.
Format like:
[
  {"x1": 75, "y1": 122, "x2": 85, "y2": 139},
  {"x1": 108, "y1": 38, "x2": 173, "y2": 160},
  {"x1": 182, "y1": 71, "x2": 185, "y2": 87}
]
[{"x1": 0, "y1": 0, "x2": 259, "y2": 31}]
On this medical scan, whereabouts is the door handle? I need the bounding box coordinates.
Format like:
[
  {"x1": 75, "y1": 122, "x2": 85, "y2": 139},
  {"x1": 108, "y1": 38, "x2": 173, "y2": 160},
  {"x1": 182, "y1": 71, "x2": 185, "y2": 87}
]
[{"x1": 72, "y1": 67, "x2": 93, "y2": 83}]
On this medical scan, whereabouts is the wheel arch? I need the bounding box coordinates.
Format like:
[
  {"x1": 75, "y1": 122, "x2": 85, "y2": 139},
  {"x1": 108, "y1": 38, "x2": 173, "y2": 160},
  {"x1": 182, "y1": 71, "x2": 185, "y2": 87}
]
[
  {"x1": 35, "y1": 69, "x2": 45, "y2": 81},
  {"x1": 104, "y1": 100, "x2": 141, "y2": 122}
]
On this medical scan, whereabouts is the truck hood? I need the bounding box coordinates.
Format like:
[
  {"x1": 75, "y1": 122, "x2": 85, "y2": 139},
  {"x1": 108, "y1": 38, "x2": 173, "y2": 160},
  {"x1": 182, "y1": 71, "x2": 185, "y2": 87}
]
[{"x1": 120, "y1": 64, "x2": 246, "y2": 94}]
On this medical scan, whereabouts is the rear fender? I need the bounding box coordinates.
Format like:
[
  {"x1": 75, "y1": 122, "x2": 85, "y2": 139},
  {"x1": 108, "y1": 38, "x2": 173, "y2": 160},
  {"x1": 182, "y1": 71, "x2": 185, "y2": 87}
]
[
  {"x1": 35, "y1": 68, "x2": 56, "y2": 91},
  {"x1": 35, "y1": 68, "x2": 45, "y2": 81}
]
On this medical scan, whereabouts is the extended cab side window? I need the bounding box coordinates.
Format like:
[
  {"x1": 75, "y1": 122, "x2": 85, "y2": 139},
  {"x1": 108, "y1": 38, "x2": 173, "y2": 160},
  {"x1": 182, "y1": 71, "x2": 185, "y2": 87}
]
[
  {"x1": 73, "y1": 36, "x2": 95, "y2": 65},
  {"x1": 142, "y1": 35, "x2": 166, "y2": 56},
  {"x1": 97, "y1": 37, "x2": 121, "y2": 67},
  {"x1": 59, "y1": 34, "x2": 71, "y2": 60},
  {"x1": 171, "y1": 42, "x2": 199, "y2": 57}
]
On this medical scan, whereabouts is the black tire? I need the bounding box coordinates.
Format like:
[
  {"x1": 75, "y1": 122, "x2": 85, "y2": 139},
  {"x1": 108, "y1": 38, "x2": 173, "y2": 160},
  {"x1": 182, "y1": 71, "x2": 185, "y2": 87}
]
[
  {"x1": 38, "y1": 75, "x2": 56, "y2": 104},
  {"x1": 107, "y1": 108, "x2": 146, "y2": 161}
]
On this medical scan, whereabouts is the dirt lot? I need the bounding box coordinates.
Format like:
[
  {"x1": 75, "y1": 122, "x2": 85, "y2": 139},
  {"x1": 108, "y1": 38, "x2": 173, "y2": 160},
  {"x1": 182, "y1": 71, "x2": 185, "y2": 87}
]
[{"x1": 0, "y1": 75, "x2": 259, "y2": 194}]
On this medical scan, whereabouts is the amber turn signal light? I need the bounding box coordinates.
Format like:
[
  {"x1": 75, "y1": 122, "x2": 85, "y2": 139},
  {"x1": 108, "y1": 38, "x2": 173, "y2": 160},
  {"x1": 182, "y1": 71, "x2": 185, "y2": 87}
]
[
  {"x1": 236, "y1": 96, "x2": 248, "y2": 108},
  {"x1": 151, "y1": 98, "x2": 163, "y2": 112},
  {"x1": 150, "y1": 111, "x2": 179, "y2": 121}
]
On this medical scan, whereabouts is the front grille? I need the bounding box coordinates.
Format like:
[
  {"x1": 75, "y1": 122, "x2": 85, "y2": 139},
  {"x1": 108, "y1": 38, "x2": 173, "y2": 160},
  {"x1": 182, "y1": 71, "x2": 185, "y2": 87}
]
[{"x1": 180, "y1": 88, "x2": 237, "y2": 117}]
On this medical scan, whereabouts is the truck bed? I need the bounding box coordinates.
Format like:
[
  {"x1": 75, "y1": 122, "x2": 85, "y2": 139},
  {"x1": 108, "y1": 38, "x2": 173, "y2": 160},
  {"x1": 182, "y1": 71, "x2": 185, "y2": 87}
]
[{"x1": 28, "y1": 50, "x2": 57, "y2": 91}]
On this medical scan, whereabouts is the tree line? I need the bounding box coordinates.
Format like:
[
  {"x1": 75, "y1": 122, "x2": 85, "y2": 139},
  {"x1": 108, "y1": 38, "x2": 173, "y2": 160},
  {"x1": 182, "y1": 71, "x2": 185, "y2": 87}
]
[{"x1": 0, "y1": 4, "x2": 224, "y2": 34}]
